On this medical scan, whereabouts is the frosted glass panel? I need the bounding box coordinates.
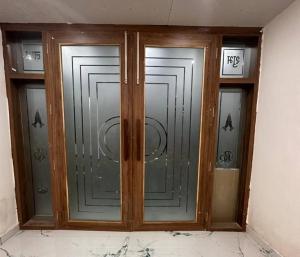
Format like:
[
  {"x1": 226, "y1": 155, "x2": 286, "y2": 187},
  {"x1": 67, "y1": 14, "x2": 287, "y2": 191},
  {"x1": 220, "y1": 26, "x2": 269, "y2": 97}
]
[
  {"x1": 212, "y1": 88, "x2": 247, "y2": 223},
  {"x1": 23, "y1": 85, "x2": 52, "y2": 216},
  {"x1": 144, "y1": 47, "x2": 204, "y2": 221},
  {"x1": 216, "y1": 88, "x2": 246, "y2": 169},
  {"x1": 61, "y1": 45, "x2": 121, "y2": 221},
  {"x1": 26, "y1": 87, "x2": 52, "y2": 216}
]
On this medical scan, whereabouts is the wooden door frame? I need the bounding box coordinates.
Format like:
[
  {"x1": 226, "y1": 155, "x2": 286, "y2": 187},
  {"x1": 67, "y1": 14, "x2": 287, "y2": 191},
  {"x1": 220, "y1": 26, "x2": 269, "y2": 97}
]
[
  {"x1": 47, "y1": 30, "x2": 133, "y2": 231},
  {"x1": 132, "y1": 31, "x2": 218, "y2": 231},
  {"x1": 0, "y1": 23, "x2": 262, "y2": 231}
]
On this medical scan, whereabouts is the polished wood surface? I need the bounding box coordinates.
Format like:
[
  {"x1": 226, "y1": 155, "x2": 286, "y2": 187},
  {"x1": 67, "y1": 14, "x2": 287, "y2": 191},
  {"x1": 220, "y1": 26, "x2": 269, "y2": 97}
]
[{"x1": 0, "y1": 23, "x2": 262, "y2": 231}]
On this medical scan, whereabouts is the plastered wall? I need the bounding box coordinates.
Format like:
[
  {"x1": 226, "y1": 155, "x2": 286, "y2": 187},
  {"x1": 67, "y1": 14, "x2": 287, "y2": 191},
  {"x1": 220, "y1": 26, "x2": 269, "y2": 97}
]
[
  {"x1": 248, "y1": 1, "x2": 300, "y2": 256},
  {"x1": 0, "y1": 30, "x2": 18, "y2": 238}
]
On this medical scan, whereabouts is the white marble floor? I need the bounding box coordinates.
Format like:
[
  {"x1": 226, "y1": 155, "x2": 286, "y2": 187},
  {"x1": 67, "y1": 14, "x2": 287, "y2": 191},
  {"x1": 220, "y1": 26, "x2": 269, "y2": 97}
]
[{"x1": 0, "y1": 230, "x2": 277, "y2": 257}]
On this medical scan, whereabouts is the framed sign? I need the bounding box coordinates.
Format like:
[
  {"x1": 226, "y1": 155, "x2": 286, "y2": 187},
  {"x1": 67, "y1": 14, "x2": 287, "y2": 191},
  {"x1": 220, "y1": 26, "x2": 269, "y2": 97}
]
[
  {"x1": 221, "y1": 48, "x2": 245, "y2": 77},
  {"x1": 22, "y1": 40, "x2": 44, "y2": 72}
]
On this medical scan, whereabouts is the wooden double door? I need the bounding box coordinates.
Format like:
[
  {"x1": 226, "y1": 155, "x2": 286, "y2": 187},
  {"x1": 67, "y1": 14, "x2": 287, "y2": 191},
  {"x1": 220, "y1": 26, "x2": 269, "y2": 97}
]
[{"x1": 50, "y1": 30, "x2": 215, "y2": 230}]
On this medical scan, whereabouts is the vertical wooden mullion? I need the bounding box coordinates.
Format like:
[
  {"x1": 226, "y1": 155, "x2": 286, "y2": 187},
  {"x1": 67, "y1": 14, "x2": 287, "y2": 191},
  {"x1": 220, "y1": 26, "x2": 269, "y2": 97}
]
[
  {"x1": 126, "y1": 31, "x2": 135, "y2": 231},
  {"x1": 1, "y1": 28, "x2": 32, "y2": 225},
  {"x1": 132, "y1": 31, "x2": 145, "y2": 229},
  {"x1": 48, "y1": 32, "x2": 69, "y2": 227},
  {"x1": 42, "y1": 31, "x2": 58, "y2": 226},
  {"x1": 198, "y1": 37, "x2": 213, "y2": 230},
  {"x1": 205, "y1": 34, "x2": 223, "y2": 230},
  {"x1": 120, "y1": 31, "x2": 134, "y2": 230}
]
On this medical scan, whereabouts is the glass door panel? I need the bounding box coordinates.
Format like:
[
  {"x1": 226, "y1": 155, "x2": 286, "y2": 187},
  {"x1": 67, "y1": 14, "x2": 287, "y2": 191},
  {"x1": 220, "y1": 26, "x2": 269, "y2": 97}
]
[
  {"x1": 144, "y1": 47, "x2": 204, "y2": 221},
  {"x1": 212, "y1": 88, "x2": 247, "y2": 223},
  {"x1": 61, "y1": 45, "x2": 121, "y2": 221},
  {"x1": 19, "y1": 82, "x2": 52, "y2": 217}
]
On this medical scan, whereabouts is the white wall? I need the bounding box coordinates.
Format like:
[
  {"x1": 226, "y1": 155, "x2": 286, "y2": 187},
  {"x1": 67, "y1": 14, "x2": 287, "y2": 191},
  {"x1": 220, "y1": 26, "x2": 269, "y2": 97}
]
[
  {"x1": 0, "y1": 31, "x2": 18, "y2": 238},
  {"x1": 248, "y1": 1, "x2": 300, "y2": 257}
]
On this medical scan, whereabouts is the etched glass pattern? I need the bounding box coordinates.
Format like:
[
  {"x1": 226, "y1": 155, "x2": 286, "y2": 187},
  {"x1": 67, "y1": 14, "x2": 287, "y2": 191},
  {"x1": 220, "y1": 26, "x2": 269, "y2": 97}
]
[
  {"x1": 144, "y1": 47, "x2": 204, "y2": 221},
  {"x1": 216, "y1": 88, "x2": 246, "y2": 169},
  {"x1": 61, "y1": 46, "x2": 121, "y2": 221},
  {"x1": 25, "y1": 86, "x2": 52, "y2": 216}
]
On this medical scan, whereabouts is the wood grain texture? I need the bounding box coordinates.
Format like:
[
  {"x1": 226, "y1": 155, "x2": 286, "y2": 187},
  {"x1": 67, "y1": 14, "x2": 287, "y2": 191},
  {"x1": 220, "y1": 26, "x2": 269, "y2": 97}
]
[{"x1": 0, "y1": 24, "x2": 262, "y2": 231}]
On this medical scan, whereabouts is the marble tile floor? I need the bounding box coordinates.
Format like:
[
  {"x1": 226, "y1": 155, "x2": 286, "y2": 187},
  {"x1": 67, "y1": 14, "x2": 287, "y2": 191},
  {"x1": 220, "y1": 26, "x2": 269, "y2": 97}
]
[{"x1": 0, "y1": 230, "x2": 278, "y2": 257}]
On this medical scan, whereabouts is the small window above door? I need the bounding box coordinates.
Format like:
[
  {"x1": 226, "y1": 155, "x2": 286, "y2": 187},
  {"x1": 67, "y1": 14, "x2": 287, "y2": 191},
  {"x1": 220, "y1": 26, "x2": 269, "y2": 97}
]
[
  {"x1": 220, "y1": 36, "x2": 259, "y2": 79},
  {"x1": 5, "y1": 31, "x2": 44, "y2": 74}
]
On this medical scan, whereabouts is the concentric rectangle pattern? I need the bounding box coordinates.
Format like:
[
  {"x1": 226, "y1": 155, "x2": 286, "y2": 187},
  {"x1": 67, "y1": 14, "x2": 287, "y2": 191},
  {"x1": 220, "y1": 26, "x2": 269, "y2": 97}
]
[
  {"x1": 144, "y1": 47, "x2": 204, "y2": 221},
  {"x1": 61, "y1": 46, "x2": 121, "y2": 221}
]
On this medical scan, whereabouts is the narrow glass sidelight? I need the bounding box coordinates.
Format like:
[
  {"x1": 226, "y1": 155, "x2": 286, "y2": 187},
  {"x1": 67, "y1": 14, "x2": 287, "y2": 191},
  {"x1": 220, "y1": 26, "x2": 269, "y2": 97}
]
[
  {"x1": 212, "y1": 88, "x2": 247, "y2": 223},
  {"x1": 19, "y1": 84, "x2": 52, "y2": 216},
  {"x1": 216, "y1": 89, "x2": 246, "y2": 169},
  {"x1": 61, "y1": 45, "x2": 121, "y2": 221},
  {"x1": 143, "y1": 47, "x2": 204, "y2": 221}
]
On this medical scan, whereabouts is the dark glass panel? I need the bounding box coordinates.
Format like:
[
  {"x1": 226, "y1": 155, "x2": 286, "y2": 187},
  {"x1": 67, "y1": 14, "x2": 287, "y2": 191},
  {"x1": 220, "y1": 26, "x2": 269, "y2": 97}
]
[{"x1": 19, "y1": 83, "x2": 52, "y2": 216}]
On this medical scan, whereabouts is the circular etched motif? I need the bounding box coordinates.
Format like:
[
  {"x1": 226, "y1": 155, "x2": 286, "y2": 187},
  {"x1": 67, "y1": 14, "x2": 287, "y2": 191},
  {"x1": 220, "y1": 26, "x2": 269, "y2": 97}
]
[
  {"x1": 98, "y1": 116, "x2": 120, "y2": 163},
  {"x1": 98, "y1": 116, "x2": 167, "y2": 163},
  {"x1": 145, "y1": 117, "x2": 167, "y2": 162}
]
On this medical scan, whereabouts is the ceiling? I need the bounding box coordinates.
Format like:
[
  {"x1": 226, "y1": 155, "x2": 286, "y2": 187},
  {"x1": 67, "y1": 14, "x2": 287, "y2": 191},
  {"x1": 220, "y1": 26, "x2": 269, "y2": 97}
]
[{"x1": 0, "y1": 0, "x2": 295, "y2": 27}]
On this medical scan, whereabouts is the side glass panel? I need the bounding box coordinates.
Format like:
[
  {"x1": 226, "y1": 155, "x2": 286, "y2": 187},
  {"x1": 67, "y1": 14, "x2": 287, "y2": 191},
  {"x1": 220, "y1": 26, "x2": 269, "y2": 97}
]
[
  {"x1": 19, "y1": 83, "x2": 52, "y2": 216},
  {"x1": 144, "y1": 47, "x2": 204, "y2": 221},
  {"x1": 61, "y1": 46, "x2": 121, "y2": 221},
  {"x1": 212, "y1": 88, "x2": 246, "y2": 223}
]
